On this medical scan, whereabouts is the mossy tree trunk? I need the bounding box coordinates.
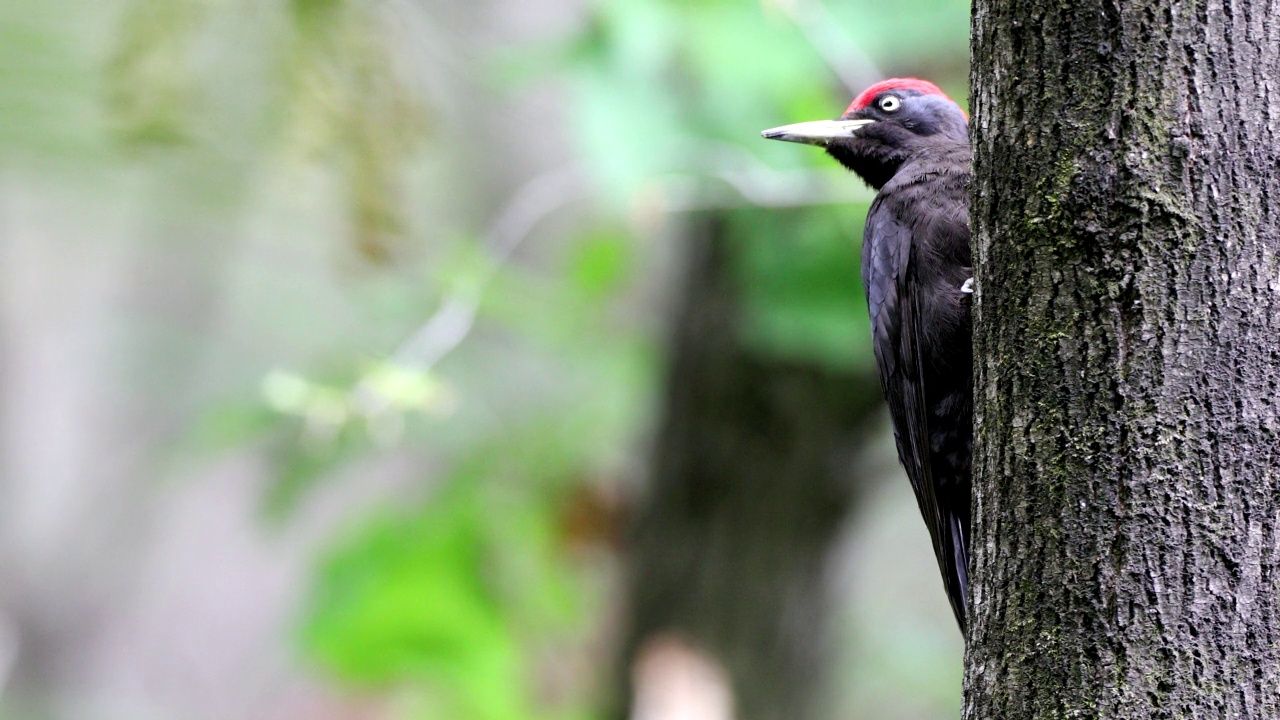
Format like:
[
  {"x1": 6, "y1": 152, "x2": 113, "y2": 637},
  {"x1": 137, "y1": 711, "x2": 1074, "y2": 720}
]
[{"x1": 966, "y1": 0, "x2": 1280, "y2": 716}]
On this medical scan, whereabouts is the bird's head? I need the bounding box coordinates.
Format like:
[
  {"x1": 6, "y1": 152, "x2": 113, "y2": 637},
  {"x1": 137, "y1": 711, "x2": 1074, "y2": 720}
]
[{"x1": 762, "y1": 78, "x2": 968, "y2": 189}]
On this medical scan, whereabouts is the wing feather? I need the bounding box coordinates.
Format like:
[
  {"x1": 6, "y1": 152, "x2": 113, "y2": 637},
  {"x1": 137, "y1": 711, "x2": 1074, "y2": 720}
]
[{"x1": 862, "y1": 192, "x2": 969, "y2": 630}]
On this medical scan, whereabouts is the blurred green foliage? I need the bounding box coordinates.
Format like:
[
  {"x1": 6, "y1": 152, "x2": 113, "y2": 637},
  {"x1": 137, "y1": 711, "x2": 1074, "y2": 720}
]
[
  {"x1": 266, "y1": 0, "x2": 964, "y2": 717},
  {"x1": 3, "y1": 0, "x2": 968, "y2": 716},
  {"x1": 302, "y1": 452, "x2": 581, "y2": 720}
]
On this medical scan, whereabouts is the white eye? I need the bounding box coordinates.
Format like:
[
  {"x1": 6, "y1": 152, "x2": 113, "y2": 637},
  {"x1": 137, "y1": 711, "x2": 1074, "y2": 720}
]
[{"x1": 878, "y1": 95, "x2": 902, "y2": 112}]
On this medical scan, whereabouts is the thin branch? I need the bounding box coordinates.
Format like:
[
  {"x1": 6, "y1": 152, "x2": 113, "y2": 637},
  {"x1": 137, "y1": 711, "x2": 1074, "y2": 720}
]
[
  {"x1": 353, "y1": 166, "x2": 590, "y2": 415},
  {"x1": 352, "y1": 0, "x2": 880, "y2": 401},
  {"x1": 351, "y1": 147, "x2": 872, "y2": 420}
]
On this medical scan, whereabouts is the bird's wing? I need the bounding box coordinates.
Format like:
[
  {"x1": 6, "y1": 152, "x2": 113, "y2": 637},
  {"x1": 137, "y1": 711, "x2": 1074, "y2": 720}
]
[{"x1": 863, "y1": 193, "x2": 969, "y2": 631}]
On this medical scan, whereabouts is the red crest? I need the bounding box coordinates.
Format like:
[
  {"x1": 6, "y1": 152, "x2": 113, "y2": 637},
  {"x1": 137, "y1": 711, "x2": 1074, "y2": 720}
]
[{"x1": 845, "y1": 78, "x2": 963, "y2": 118}]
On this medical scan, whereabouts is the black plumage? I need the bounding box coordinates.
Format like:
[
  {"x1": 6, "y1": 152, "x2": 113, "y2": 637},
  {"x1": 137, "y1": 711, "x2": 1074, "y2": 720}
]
[{"x1": 763, "y1": 79, "x2": 973, "y2": 631}]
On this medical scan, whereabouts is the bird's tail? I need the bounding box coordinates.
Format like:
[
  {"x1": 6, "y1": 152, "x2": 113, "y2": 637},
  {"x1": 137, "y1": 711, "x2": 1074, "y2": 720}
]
[{"x1": 947, "y1": 511, "x2": 969, "y2": 632}]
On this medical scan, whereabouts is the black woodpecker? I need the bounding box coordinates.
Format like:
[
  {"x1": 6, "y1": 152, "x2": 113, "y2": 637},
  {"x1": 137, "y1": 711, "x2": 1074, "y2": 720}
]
[{"x1": 762, "y1": 78, "x2": 972, "y2": 631}]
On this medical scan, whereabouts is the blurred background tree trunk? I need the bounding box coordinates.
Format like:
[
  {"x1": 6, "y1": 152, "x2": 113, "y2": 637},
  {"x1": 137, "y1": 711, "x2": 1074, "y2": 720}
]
[
  {"x1": 615, "y1": 212, "x2": 883, "y2": 720},
  {"x1": 967, "y1": 0, "x2": 1280, "y2": 715},
  {"x1": 0, "y1": 0, "x2": 971, "y2": 717}
]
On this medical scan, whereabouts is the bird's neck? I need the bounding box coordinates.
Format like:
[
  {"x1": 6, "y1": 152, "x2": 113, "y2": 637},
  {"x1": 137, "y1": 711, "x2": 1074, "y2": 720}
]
[{"x1": 827, "y1": 143, "x2": 911, "y2": 190}]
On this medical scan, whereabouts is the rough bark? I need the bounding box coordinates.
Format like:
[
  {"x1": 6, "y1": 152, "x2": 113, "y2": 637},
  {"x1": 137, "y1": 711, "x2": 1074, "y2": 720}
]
[
  {"x1": 967, "y1": 0, "x2": 1280, "y2": 717},
  {"x1": 614, "y1": 212, "x2": 882, "y2": 720}
]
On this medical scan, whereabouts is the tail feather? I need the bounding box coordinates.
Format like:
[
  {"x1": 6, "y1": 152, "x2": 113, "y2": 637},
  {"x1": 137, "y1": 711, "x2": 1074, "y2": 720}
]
[{"x1": 945, "y1": 511, "x2": 969, "y2": 632}]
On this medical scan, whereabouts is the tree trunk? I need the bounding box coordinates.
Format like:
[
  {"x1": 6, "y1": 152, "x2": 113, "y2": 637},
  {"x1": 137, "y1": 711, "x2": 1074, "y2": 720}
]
[
  {"x1": 967, "y1": 0, "x2": 1280, "y2": 716},
  {"x1": 614, "y1": 212, "x2": 882, "y2": 720}
]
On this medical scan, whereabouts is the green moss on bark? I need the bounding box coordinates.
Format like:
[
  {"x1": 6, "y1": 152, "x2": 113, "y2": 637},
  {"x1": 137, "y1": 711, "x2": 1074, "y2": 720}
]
[{"x1": 966, "y1": 0, "x2": 1280, "y2": 716}]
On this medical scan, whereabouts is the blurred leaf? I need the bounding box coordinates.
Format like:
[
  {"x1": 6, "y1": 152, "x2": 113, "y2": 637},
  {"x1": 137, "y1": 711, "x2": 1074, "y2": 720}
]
[
  {"x1": 301, "y1": 488, "x2": 527, "y2": 720},
  {"x1": 105, "y1": 0, "x2": 207, "y2": 145},
  {"x1": 281, "y1": 0, "x2": 431, "y2": 261},
  {"x1": 263, "y1": 369, "x2": 318, "y2": 414},
  {"x1": 360, "y1": 362, "x2": 453, "y2": 414},
  {"x1": 567, "y1": 229, "x2": 632, "y2": 298},
  {"x1": 299, "y1": 431, "x2": 601, "y2": 719}
]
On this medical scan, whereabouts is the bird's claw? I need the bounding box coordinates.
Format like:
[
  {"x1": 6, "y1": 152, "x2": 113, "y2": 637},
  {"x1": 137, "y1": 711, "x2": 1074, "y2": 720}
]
[{"x1": 960, "y1": 278, "x2": 974, "y2": 294}]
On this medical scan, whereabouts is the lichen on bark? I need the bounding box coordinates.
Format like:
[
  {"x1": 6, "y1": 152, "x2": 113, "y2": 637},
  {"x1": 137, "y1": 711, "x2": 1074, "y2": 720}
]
[{"x1": 966, "y1": 0, "x2": 1280, "y2": 717}]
